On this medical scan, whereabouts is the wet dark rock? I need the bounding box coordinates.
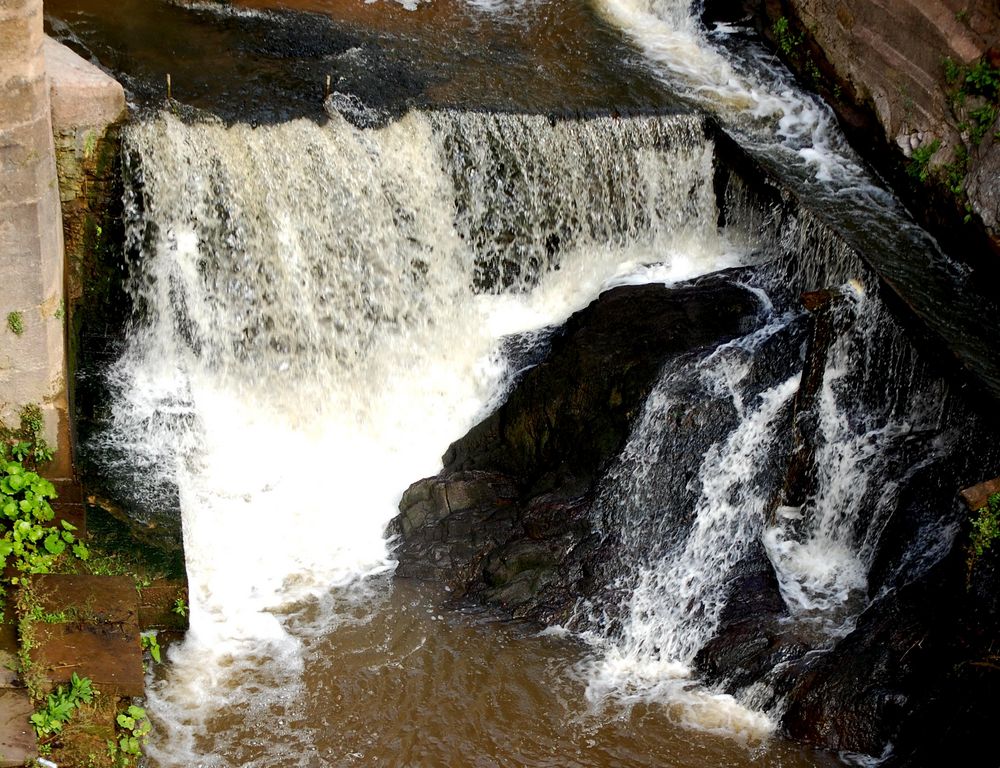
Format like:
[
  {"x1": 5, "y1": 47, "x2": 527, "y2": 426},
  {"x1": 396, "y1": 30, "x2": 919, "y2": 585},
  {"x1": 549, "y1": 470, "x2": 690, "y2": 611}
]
[
  {"x1": 782, "y1": 561, "x2": 955, "y2": 756},
  {"x1": 780, "y1": 289, "x2": 845, "y2": 511},
  {"x1": 389, "y1": 273, "x2": 765, "y2": 621},
  {"x1": 694, "y1": 541, "x2": 809, "y2": 697},
  {"x1": 443, "y1": 274, "x2": 763, "y2": 495},
  {"x1": 884, "y1": 547, "x2": 1000, "y2": 767},
  {"x1": 389, "y1": 471, "x2": 519, "y2": 589},
  {"x1": 778, "y1": 458, "x2": 1000, "y2": 765}
]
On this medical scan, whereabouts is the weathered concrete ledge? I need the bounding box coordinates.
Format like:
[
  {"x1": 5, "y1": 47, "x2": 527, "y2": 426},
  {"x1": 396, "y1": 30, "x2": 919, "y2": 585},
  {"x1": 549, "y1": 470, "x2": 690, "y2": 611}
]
[
  {"x1": 45, "y1": 36, "x2": 127, "y2": 468},
  {"x1": 45, "y1": 38, "x2": 126, "y2": 132}
]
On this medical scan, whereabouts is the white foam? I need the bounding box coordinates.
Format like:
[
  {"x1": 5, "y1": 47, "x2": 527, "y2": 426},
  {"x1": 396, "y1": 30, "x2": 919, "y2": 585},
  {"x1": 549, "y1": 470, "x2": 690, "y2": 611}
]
[
  {"x1": 591, "y1": 0, "x2": 878, "y2": 188},
  {"x1": 107, "y1": 110, "x2": 733, "y2": 764}
]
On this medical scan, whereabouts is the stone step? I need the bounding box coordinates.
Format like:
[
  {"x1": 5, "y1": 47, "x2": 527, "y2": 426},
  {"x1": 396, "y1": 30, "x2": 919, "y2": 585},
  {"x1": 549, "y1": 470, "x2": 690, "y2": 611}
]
[
  {"x1": 48, "y1": 479, "x2": 87, "y2": 538},
  {"x1": 49, "y1": 479, "x2": 83, "y2": 505},
  {"x1": 0, "y1": 611, "x2": 31, "y2": 767},
  {"x1": 0, "y1": 688, "x2": 35, "y2": 768},
  {"x1": 30, "y1": 574, "x2": 137, "y2": 625},
  {"x1": 138, "y1": 579, "x2": 189, "y2": 631},
  {"x1": 0, "y1": 623, "x2": 18, "y2": 689},
  {"x1": 20, "y1": 575, "x2": 144, "y2": 697},
  {"x1": 28, "y1": 623, "x2": 144, "y2": 697},
  {"x1": 50, "y1": 501, "x2": 86, "y2": 539}
]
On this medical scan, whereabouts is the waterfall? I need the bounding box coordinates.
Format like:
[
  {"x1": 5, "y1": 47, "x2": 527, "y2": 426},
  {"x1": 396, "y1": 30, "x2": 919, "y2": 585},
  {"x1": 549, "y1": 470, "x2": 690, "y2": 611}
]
[
  {"x1": 582, "y1": 260, "x2": 956, "y2": 727},
  {"x1": 96, "y1": 108, "x2": 747, "y2": 766}
]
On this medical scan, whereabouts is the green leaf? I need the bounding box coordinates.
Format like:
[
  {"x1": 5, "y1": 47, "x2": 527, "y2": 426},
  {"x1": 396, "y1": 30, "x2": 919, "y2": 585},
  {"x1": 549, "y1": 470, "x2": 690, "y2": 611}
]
[
  {"x1": 44, "y1": 533, "x2": 66, "y2": 555},
  {"x1": 60, "y1": 519, "x2": 77, "y2": 531}
]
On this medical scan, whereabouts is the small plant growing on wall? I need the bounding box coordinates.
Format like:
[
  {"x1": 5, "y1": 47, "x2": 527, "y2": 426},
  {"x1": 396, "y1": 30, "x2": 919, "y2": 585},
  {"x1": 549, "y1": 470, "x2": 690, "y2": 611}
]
[
  {"x1": 969, "y1": 492, "x2": 1000, "y2": 568},
  {"x1": 6, "y1": 311, "x2": 24, "y2": 336},
  {"x1": 1, "y1": 403, "x2": 54, "y2": 469}
]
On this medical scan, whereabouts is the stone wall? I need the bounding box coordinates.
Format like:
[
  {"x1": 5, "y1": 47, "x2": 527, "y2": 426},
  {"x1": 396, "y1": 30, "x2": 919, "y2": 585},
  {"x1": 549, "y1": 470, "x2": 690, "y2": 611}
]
[
  {"x1": 45, "y1": 38, "x2": 126, "y2": 459},
  {"x1": 0, "y1": 0, "x2": 126, "y2": 480},
  {"x1": 0, "y1": 0, "x2": 71, "y2": 477}
]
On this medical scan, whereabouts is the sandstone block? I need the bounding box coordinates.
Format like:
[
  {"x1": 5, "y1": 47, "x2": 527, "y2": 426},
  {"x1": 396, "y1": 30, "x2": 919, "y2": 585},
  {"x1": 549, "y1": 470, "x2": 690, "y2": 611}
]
[{"x1": 45, "y1": 37, "x2": 126, "y2": 132}]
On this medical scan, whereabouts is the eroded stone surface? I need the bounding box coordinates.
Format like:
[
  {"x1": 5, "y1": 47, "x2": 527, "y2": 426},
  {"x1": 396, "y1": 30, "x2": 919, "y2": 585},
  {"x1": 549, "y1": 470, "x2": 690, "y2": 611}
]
[
  {"x1": 45, "y1": 37, "x2": 125, "y2": 130},
  {"x1": 0, "y1": 688, "x2": 35, "y2": 768},
  {"x1": 22, "y1": 575, "x2": 144, "y2": 697}
]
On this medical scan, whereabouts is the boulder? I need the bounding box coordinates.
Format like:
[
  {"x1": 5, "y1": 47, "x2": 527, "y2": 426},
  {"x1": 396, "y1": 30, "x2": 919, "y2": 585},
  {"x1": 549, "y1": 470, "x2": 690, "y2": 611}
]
[
  {"x1": 389, "y1": 272, "x2": 766, "y2": 621},
  {"x1": 694, "y1": 541, "x2": 809, "y2": 697},
  {"x1": 443, "y1": 273, "x2": 763, "y2": 492}
]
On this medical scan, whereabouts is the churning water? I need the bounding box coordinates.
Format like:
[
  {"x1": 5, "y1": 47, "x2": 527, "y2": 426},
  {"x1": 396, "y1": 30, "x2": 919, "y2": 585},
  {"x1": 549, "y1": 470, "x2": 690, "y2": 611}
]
[
  {"x1": 98, "y1": 110, "x2": 840, "y2": 765},
  {"x1": 71, "y1": 0, "x2": 987, "y2": 765}
]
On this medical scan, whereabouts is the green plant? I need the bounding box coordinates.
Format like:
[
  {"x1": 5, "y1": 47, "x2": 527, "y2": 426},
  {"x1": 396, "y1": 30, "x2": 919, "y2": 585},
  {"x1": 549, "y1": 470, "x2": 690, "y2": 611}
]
[
  {"x1": 30, "y1": 673, "x2": 95, "y2": 737},
  {"x1": 26, "y1": 602, "x2": 67, "y2": 624},
  {"x1": 140, "y1": 632, "x2": 161, "y2": 664},
  {"x1": 943, "y1": 57, "x2": 961, "y2": 84},
  {"x1": 108, "y1": 704, "x2": 151, "y2": 766},
  {"x1": 16, "y1": 587, "x2": 42, "y2": 698},
  {"x1": 964, "y1": 59, "x2": 1000, "y2": 99},
  {"x1": 907, "y1": 139, "x2": 941, "y2": 182},
  {"x1": 968, "y1": 103, "x2": 999, "y2": 145},
  {"x1": 0, "y1": 453, "x2": 89, "y2": 581},
  {"x1": 6, "y1": 311, "x2": 23, "y2": 336},
  {"x1": 1, "y1": 404, "x2": 54, "y2": 468},
  {"x1": 172, "y1": 596, "x2": 188, "y2": 617},
  {"x1": 772, "y1": 17, "x2": 803, "y2": 57},
  {"x1": 970, "y1": 492, "x2": 1000, "y2": 562},
  {"x1": 943, "y1": 56, "x2": 1000, "y2": 147}
]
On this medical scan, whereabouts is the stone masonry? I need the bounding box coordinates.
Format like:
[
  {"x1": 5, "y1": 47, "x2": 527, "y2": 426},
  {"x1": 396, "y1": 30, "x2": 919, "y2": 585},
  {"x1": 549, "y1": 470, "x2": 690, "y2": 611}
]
[
  {"x1": 0, "y1": 0, "x2": 70, "y2": 476},
  {"x1": 1, "y1": 0, "x2": 126, "y2": 480}
]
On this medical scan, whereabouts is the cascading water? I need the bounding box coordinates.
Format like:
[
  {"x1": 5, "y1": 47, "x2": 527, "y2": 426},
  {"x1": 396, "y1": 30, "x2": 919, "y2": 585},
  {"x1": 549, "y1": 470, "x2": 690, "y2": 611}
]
[{"x1": 96, "y1": 108, "x2": 782, "y2": 766}]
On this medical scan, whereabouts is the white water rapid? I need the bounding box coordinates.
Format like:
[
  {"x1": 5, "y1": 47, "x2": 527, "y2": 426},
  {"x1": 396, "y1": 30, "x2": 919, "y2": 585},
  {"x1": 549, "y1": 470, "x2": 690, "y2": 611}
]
[
  {"x1": 83, "y1": 2, "x2": 972, "y2": 762},
  {"x1": 100, "y1": 109, "x2": 758, "y2": 765}
]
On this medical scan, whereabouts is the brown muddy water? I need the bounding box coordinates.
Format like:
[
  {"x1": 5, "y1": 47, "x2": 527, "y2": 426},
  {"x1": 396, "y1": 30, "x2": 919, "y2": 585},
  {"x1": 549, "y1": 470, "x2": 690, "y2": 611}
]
[
  {"x1": 49, "y1": 3, "x2": 876, "y2": 766},
  {"x1": 45, "y1": 0, "x2": 677, "y2": 120},
  {"x1": 147, "y1": 578, "x2": 842, "y2": 767}
]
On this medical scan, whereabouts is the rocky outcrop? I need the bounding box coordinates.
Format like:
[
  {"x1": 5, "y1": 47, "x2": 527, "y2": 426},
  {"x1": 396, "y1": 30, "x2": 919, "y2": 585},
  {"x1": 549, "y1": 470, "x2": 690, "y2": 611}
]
[
  {"x1": 389, "y1": 252, "x2": 1000, "y2": 763},
  {"x1": 707, "y1": 0, "x2": 1000, "y2": 270},
  {"x1": 388, "y1": 274, "x2": 766, "y2": 622},
  {"x1": 780, "y1": 518, "x2": 1000, "y2": 765}
]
